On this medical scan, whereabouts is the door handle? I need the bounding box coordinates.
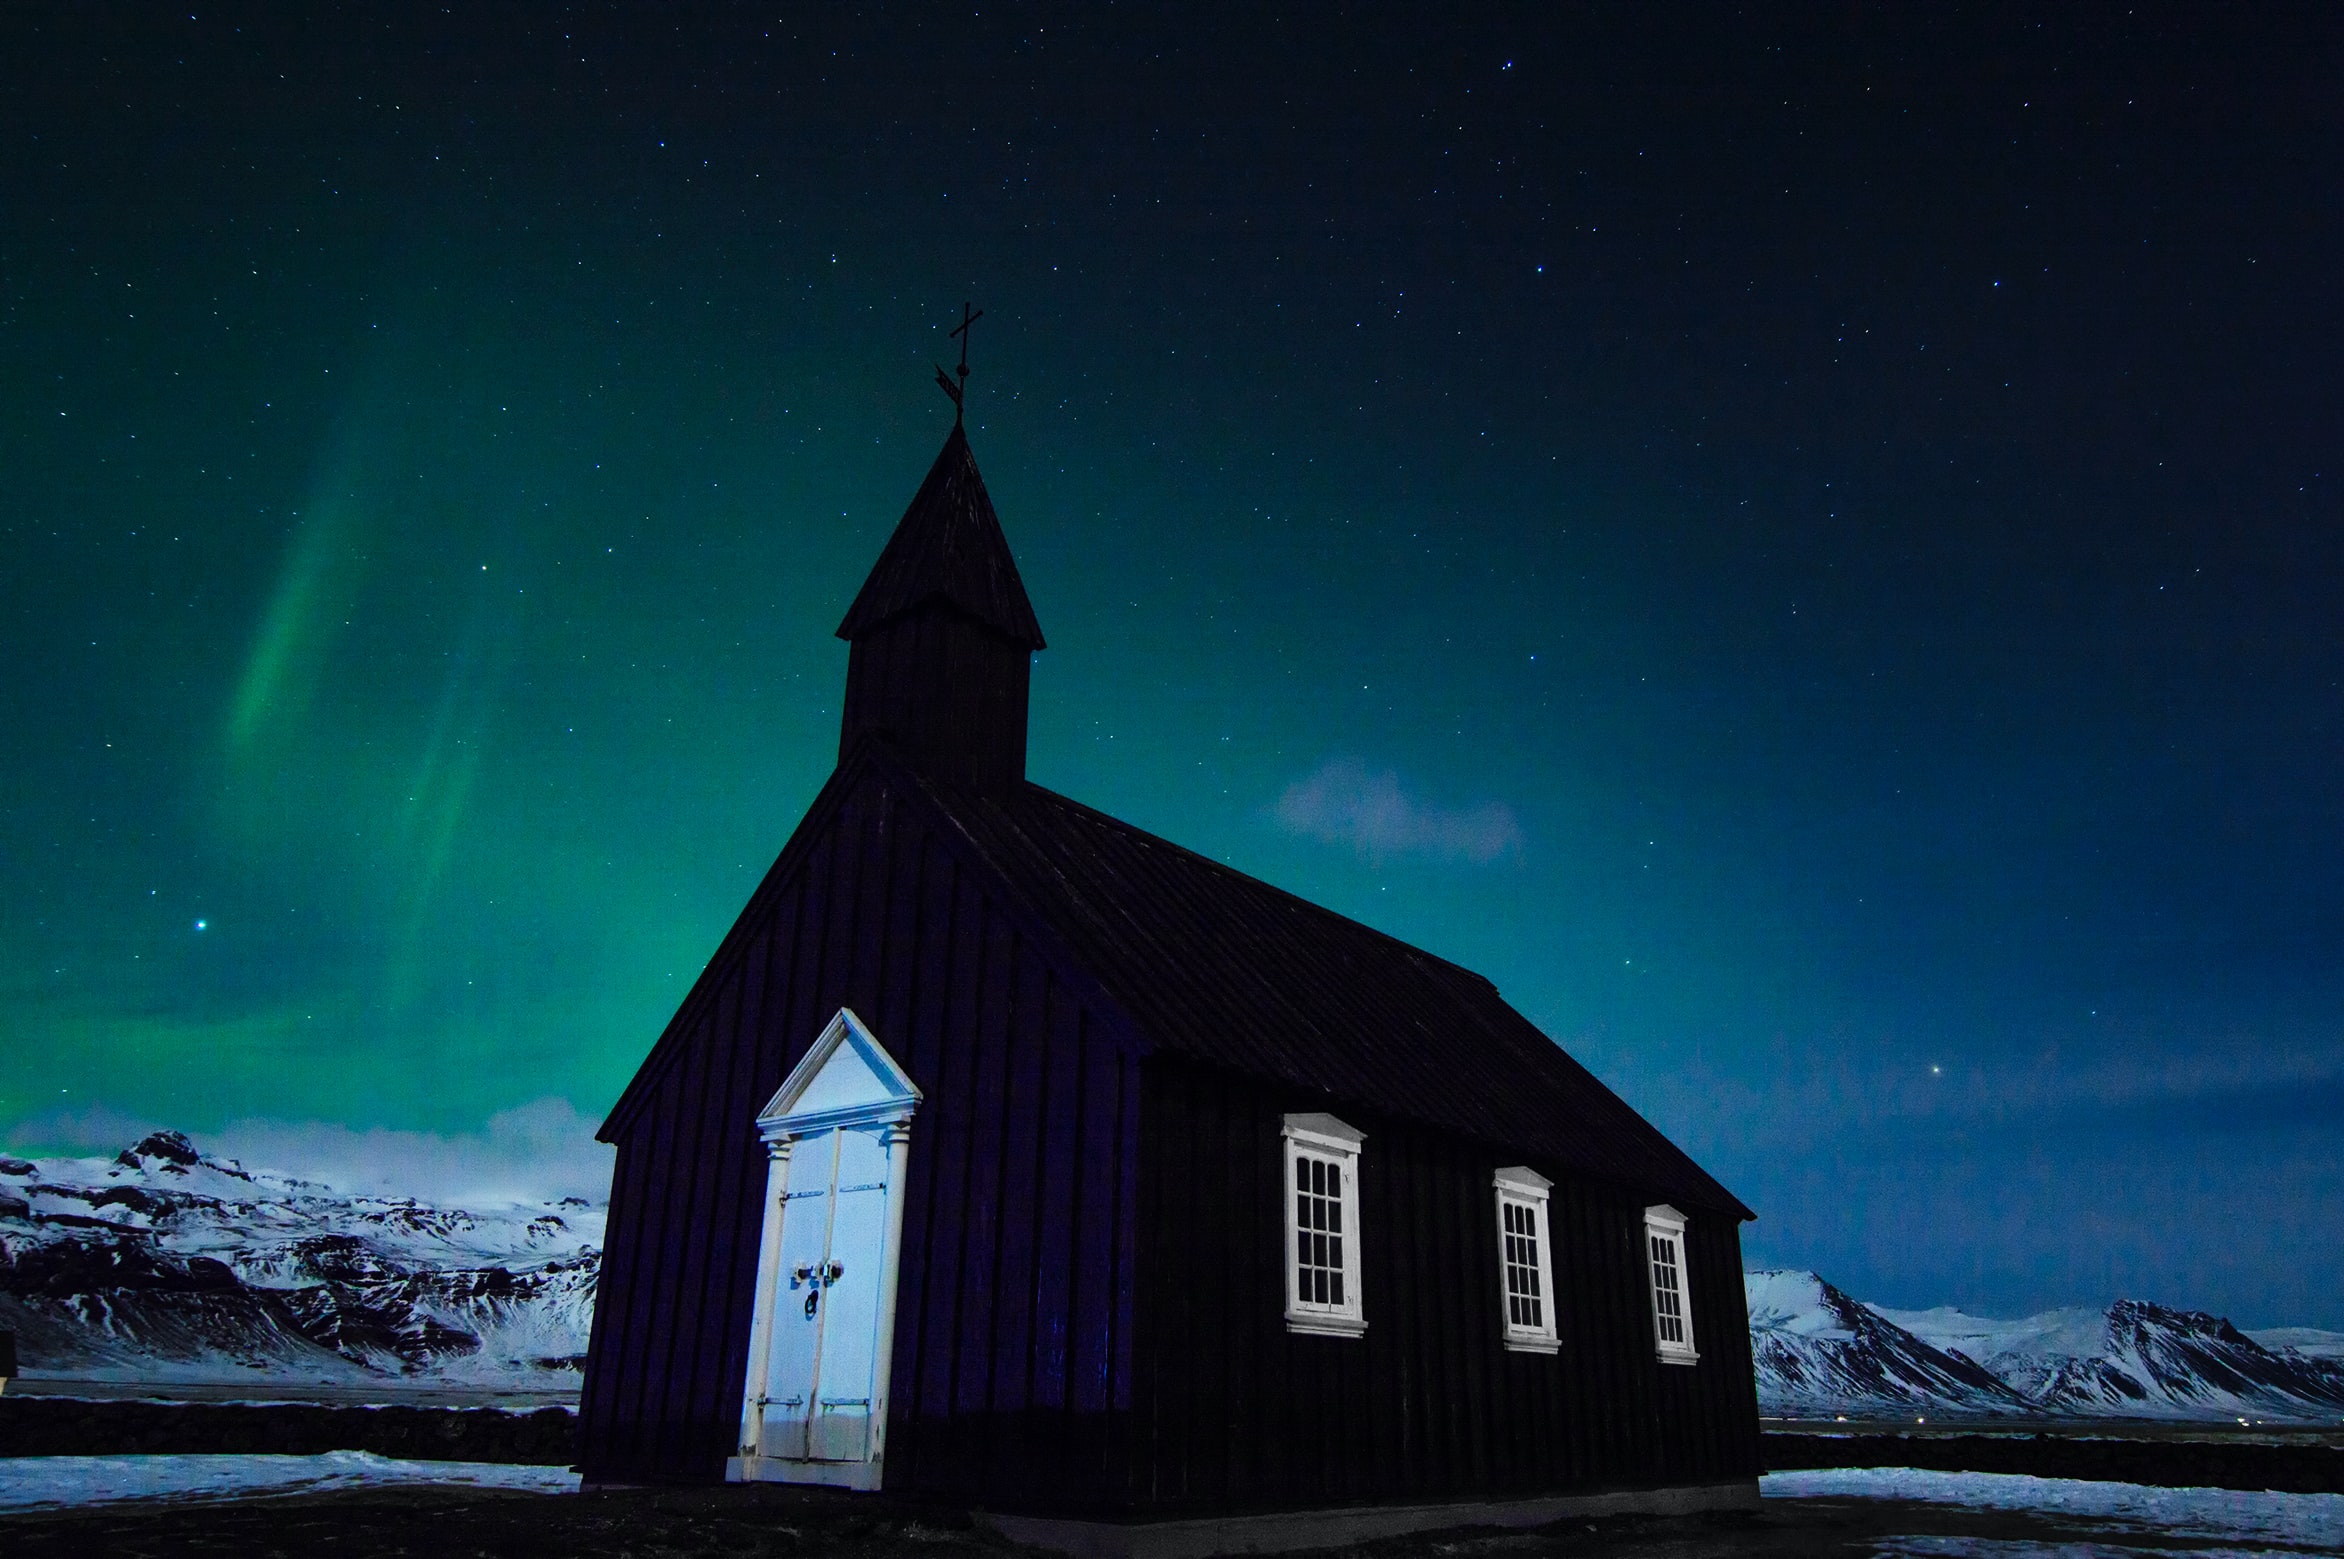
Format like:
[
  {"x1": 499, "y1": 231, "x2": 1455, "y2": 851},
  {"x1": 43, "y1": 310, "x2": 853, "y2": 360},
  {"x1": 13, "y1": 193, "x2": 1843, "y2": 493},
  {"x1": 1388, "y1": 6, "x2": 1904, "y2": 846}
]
[{"x1": 795, "y1": 1258, "x2": 849, "y2": 1315}]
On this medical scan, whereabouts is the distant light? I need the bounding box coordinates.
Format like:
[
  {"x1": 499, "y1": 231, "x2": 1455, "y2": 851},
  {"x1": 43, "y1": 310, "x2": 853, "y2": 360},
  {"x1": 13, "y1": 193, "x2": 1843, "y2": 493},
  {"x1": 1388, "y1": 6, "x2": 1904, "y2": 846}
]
[{"x1": 194, "y1": 920, "x2": 207, "y2": 931}]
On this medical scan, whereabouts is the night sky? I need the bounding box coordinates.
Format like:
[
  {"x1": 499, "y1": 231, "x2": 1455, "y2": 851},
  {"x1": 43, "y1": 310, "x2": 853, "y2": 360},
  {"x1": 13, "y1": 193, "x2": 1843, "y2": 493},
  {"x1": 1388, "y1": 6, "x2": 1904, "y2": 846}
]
[{"x1": 5, "y1": 7, "x2": 2339, "y2": 1326}]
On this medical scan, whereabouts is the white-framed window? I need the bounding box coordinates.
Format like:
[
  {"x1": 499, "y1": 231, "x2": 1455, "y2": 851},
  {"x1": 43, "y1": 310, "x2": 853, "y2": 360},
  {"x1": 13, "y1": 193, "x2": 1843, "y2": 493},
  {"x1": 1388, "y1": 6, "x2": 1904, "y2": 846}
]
[
  {"x1": 1493, "y1": 1166, "x2": 1559, "y2": 1353},
  {"x1": 1282, "y1": 1113, "x2": 1366, "y2": 1337},
  {"x1": 1642, "y1": 1203, "x2": 1699, "y2": 1365}
]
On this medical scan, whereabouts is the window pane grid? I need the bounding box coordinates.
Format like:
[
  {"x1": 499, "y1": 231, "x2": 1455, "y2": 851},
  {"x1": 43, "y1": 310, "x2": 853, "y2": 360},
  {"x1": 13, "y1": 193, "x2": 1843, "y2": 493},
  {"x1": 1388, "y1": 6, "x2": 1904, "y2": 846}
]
[
  {"x1": 1501, "y1": 1198, "x2": 1544, "y2": 1330},
  {"x1": 1295, "y1": 1154, "x2": 1346, "y2": 1308},
  {"x1": 1650, "y1": 1233, "x2": 1686, "y2": 1345}
]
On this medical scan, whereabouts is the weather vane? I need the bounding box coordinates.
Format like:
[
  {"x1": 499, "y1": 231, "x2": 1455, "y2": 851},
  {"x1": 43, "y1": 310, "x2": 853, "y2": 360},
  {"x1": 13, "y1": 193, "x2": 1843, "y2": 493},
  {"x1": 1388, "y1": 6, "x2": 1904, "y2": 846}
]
[{"x1": 934, "y1": 301, "x2": 983, "y2": 426}]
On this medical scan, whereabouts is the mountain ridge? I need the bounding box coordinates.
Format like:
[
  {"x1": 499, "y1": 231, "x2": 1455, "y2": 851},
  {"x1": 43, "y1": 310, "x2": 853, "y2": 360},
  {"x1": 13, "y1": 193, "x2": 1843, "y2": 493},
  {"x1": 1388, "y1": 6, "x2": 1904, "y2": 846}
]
[
  {"x1": 0, "y1": 1131, "x2": 596, "y2": 1389},
  {"x1": 8, "y1": 1130, "x2": 2341, "y2": 1422},
  {"x1": 1751, "y1": 1268, "x2": 2344, "y2": 1422}
]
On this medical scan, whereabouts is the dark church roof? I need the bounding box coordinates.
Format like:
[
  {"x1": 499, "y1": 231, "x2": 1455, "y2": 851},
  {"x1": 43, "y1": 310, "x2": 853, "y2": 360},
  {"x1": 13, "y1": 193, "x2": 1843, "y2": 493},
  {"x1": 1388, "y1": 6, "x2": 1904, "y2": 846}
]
[
  {"x1": 616, "y1": 421, "x2": 1747, "y2": 1221},
  {"x1": 835, "y1": 424, "x2": 1047, "y2": 649},
  {"x1": 897, "y1": 750, "x2": 1753, "y2": 1220}
]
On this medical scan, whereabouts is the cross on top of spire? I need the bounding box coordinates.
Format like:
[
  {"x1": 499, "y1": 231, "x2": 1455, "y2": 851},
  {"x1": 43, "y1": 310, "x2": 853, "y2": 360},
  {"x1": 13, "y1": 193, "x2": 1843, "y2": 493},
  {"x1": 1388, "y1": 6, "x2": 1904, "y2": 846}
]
[{"x1": 933, "y1": 301, "x2": 983, "y2": 426}]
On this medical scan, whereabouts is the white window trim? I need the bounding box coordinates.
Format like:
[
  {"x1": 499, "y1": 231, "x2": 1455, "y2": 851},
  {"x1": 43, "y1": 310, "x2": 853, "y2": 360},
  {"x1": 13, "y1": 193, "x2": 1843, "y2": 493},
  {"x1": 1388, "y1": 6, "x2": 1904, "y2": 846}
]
[
  {"x1": 1282, "y1": 1112, "x2": 1367, "y2": 1338},
  {"x1": 1493, "y1": 1166, "x2": 1560, "y2": 1354},
  {"x1": 1642, "y1": 1202, "x2": 1700, "y2": 1365}
]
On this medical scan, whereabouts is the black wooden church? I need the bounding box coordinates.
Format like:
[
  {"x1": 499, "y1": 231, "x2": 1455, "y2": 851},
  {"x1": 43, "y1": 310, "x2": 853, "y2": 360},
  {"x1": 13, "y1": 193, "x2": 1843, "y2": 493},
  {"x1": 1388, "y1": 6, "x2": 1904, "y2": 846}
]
[{"x1": 579, "y1": 394, "x2": 1763, "y2": 1541}]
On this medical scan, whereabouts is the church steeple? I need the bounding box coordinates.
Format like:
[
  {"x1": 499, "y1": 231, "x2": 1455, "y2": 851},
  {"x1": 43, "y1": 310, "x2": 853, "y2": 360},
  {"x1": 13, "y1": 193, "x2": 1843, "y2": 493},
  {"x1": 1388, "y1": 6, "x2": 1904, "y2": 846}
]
[{"x1": 835, "y1": 424, "x2": 1045, "y2": 789}]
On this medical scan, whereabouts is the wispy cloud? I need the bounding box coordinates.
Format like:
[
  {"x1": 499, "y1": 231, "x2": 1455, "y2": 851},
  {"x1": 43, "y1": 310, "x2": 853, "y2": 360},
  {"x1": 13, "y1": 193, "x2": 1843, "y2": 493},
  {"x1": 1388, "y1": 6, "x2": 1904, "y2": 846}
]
[
  {"x1": 1626, "y1": 1037, "x2": 2344, "y2": 1158},
  {"x1": 1273, "y1": 759, "x2": 1526, "y2": 864},
  {"x1": 5, "y1": 1097, "x2": 613, "y2": 1207},
  {"x1": 216, "y1": 1099, "x2": 613, "y2": 1205}
]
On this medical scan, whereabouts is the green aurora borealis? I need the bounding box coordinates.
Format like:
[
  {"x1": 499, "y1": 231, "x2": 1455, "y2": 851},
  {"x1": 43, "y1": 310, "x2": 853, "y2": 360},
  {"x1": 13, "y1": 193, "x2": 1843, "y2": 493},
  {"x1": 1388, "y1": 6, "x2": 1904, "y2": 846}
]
[{"x1": 5, "y1": 7, "x2": 2341, "y2": 1324}]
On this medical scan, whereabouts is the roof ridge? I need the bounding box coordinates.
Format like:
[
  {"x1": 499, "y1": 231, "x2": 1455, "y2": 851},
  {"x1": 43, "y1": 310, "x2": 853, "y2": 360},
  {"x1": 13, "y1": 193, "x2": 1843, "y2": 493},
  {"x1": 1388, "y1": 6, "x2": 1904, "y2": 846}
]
[
  {"x1": 1011, "y1": 780, "x2": 1502, "y2": 991},
  {"x1": 980, "y1": 781, "x2": 1751, "y2": 1219},
  {"x1": 844, "y1": 742, "x2": 1155, "y2": 1056},
  {"x1": 600, "y1": 744, "x2": 1153, "y2": 1146},
  {"x1": 606, "y1": 750, "x2": 1752, "y2": 1218},
  {"x1": 598, "y1": 748, "x2": 879, "y2": 1142}
]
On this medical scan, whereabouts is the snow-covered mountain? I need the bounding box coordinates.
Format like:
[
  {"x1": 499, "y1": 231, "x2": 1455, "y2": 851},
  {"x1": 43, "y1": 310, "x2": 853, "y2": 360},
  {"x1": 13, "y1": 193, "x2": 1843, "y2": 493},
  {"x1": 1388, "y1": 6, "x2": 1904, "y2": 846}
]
[
  {"x1": 1877, "y1": 1298, "x2": 2344, "y2": 1421},
  {"x1": 1751, "y1": 1269, "x2": 2344, "y2": 1422},
  {"x1": 8, "y1": 1129, "x2": 2340, "y2": 1423},
  {"x1": 0, "y1": 1130, "x2": 598, "y2": 1389},
  {"x1": 1745, "y1": 1269, "x2": 2032, "y2": 1416}
]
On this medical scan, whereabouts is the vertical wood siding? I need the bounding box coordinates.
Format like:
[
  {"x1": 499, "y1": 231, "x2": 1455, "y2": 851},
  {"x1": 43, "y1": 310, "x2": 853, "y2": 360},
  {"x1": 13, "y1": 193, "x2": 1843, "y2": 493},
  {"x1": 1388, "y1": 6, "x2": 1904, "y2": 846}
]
[
  {"x1": 839, "y1": 607, "x2": 1032, "y2": 789},
  {"x1": 578, "y1": 770, "x2": 1142, "y2": 1502},
  {"x1": 580, "y1": 760, "x2": 1758, "y2": 1513},
  {"x1": 1134, "y1": 1057, "x2": 1761, "y2": 1515}
]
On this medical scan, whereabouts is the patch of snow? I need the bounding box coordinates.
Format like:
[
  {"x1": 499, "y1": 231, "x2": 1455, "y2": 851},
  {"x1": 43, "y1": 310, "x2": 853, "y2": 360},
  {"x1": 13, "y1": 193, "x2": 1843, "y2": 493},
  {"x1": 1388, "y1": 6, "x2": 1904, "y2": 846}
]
[
  {"x1": 1875, "y1": 1304, "x2": 2112, "y2": 1364},
  {"x1": 2249, "y1": 1327, "x2": 2344, "y2": 1363},
  {"x1": 1863, "y1": 1541, "x2": 2317, "y2": 1557},
  {"x1": 1747, "y1": 1269, "x2": 1858, "y2": 1340},
  {"x1": 1762, "y1": 1467, "x2": 2344, "y2": 1553},
  {"x1": 0, "y1": 1451, "x2": 579, "y2": 1511}
]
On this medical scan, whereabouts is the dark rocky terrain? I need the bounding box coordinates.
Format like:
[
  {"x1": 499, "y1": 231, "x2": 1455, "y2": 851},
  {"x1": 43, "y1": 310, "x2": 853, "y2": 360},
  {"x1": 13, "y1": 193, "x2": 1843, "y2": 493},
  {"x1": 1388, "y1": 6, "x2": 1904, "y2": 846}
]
[
  {"x1": 0, "y1": 1396, "x2": 575, "y2": 1464},
  {"x1": 0, "y1": 1478, "x2": 2330, "y2": 1559},
  {"x1": 1766, "y1": 1429, "x2": 2344, "y2": 1495},
  {"x1": 3, "y1": 1397, "x2": 2337, "y2": 1492}
]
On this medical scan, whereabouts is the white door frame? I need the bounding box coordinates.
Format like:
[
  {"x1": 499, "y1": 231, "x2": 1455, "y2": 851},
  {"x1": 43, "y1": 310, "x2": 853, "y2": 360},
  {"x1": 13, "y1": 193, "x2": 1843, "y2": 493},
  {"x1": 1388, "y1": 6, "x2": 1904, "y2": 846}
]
[{"x1": 729, "y1": 1008, "x2": 922, "y2": 1491}]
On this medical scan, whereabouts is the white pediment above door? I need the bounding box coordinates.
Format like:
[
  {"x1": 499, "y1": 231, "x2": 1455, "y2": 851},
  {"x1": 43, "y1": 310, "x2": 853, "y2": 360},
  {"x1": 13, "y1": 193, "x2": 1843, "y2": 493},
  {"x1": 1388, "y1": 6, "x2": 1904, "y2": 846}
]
[{"x1": 756, "y1": 1008, "x2": 922, "y2": 1136}]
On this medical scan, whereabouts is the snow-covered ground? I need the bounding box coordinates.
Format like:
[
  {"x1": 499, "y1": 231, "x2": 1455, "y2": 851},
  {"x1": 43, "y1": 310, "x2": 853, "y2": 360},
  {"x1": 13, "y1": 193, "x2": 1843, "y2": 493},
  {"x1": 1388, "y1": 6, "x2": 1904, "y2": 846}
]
[
  {"x1": 8, "y1": 1453, "x2": 2338, "y2": 1558},
  {"x1": 1763, "y1": 1467, "x2": 2344, "y2": 1555},
  {"x1": 0, "y1": 1451, "x2": 579, "y2": 1512}
]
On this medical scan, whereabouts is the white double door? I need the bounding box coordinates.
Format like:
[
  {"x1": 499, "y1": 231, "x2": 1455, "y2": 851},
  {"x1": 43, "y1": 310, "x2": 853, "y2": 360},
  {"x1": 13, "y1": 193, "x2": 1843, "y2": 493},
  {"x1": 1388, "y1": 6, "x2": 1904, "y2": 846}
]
[{"x1": 759, "y1": 1124, "x2": 892, "y2": 1462}]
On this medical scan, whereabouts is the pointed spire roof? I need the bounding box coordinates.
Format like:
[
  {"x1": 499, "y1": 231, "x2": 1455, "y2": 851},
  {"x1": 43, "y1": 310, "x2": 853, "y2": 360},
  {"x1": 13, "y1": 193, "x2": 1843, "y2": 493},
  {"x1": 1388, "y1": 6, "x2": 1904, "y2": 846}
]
[{"x1": 836, "y1": 425, "x2": 1046, "y2": 650}]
